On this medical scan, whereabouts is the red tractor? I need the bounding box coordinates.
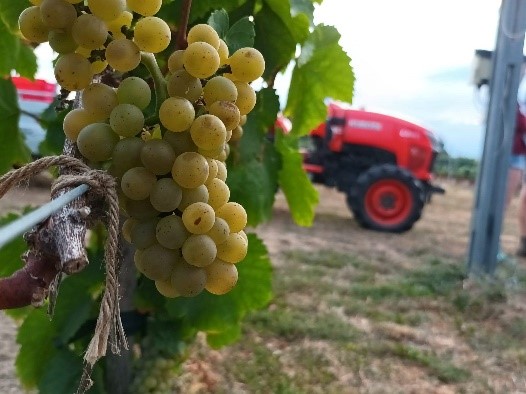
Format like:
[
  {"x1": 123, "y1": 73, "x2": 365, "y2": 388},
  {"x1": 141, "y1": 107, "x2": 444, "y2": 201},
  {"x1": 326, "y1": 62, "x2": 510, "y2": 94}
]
[{"x1": 303, "y1": 101, "x2": 445, "y2": 233}]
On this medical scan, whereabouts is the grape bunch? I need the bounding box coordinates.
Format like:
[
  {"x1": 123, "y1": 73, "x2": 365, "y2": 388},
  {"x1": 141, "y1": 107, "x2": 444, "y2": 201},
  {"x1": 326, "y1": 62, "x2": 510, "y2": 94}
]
[{"x1": 18, "y1": 3, "x2": 266, "y2": 298}]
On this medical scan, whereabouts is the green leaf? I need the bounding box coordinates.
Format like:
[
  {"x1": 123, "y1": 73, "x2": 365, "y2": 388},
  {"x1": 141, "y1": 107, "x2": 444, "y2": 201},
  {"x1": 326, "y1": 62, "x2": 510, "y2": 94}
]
[
  {"x1": 264, "y1": 0, "x2": 310, "y2": 43},
  {"x1": 165, "y1": 234, "x2": 273, "y2": 348},
  {"x1": 207, "y1": 9, "x2": 229, "y2": 38},
  {"x1": 290, "y1": 0, "x2": 315, "y2": 25},
  {"x1": 285, "y1": 25, "x2": 354, "y2": 137},
  {"x1": 0, "y1": 78, "x2": 31, "y2": 173},
  {"x1": 15, "y1": 43, "x2": 38, "y2": 79},
  {"x1": 0, "y1": 19, "x2": 20, "y2": 75},
  {"x1": 228, "y1": 88, "x2": 281, "y2": 226},
  {"x1": 0, "y1": 211, "x2": 28, "y2": 277},
  {"x1": 275, "y1": 132, "x2": 319, "y2": 226},
  {"x1": 224, "y1": 16, "x2": 255, "y2": 53},
  {"x1": 39, "y1": 101, "x2": 66, "y2": 157},
  {"x1": 0, "y1": 0, "x2": 31, "y2": 33},
  {"x1": 16, "y1": 309, "x2": 57, "y2": 388}
]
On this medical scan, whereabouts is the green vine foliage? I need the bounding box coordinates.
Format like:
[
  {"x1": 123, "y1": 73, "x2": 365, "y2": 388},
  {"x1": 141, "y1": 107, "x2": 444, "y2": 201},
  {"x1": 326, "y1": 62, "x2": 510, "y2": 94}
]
[{"x1": 0, "y1": 0, "x2": 354, "y2": 391}]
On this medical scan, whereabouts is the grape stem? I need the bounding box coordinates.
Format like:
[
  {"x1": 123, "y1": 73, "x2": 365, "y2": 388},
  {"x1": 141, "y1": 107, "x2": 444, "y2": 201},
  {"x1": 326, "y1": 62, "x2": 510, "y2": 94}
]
[
  {"x1": 176, "y1": 0, "x2": 192, "y2": 50},
  {"x1": 141, "y1": 52, "x2": 167, "y2": 125}
]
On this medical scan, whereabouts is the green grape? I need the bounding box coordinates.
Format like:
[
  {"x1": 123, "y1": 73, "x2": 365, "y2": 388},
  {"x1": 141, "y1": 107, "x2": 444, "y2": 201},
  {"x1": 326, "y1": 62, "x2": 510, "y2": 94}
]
[
  {"x1": 182, "y1": 234, "x2": 216, "y2": 267},
  {"x1": 121, "y1": 167, "x2": 157, "y2": 200},
  {"x1": 40, "y1": 0, "x2": 77, "y2": 30},
  {"x1": 216, "y1": 160, "x2": 227, "y2": 181},
  {"x1": 183, "y1": 42, "x2": 220, "y2": 79},
  {"x1": 117, "y1": 77, "x2": 152, "y2": 110},
  {"x1": 229, "y1": 47, "x2": 265, "y2": 83},
  {"x1": 205, "y1": 259, "x2": 238, "y2": 295},
  {"x1": 171, "y1": 152, "x2": 209, "y2": 189},
  {"x1": 167, "y1": 50, "x2": 185, "y2": 73},
  {"x1": 77, "y1": 123, "x2": 119, "y2": 162},
  {"x1": 206, "y1": 217, "x2": 229, "y2": 245},
  {"x1": 106, "y1": 10, "x2": 133, "y2": 39},
  {"x1": 206, "y1": 178, "x2": 230, "y2": 210},
  {"x1": 234, "y1": 81, "x2": 257, "y2": 116},
  {"x1": 133, "y1": 16, "x2": 171, "y2": 53},
  {"x1": 122, "y1": 217, "x2": 138, "y2": 243},
  {"x1": 203, "y1": 76, "x2": 237, "y2": 106},
  {"x1": 178, "y1": 185, "x2": 209, "y2": 211},
  {"x1": 170, "y1": 261, "x2": 206, "y2": 297},
  {"x1": 112, "y1": 137, "x2": 144, "y2": 173},
  {"x1": 197, "y1": 145, "x2": 224, "y2": 159},
  {"x1": 155, "y1": 215, "x2": 188, "y2": 249},
  {"x1": 238, "y1": 230, "x2": 248, "y2": 243},
  {"x1": 134, "y1": 249, "x2": 144, "y2": 271},
  {"x1": 190, "y1": 114, "x2": 227, "y2": 151},
  {"x1": 230, "y1": 125, "x2": 244, "y2": 142},
  {"x1": 150, "y1": 178, "x2": 182, "y2": 212},
  {"x1": 63, "y1": 108, "x2": 103, "y2": 142},
  {"x1": 163, "y1": 130, "x2": 197, "y2": 156},
  {"x1": 105, "y1": 38, "x2": 141, "y2": 72},
  {"x1": 218, "y1": 39, "x2": 229, "y2": 65},
  {"x1": 217, "y1": 145, "x2": 229, "y2": 162},
  {"x1": 187, "y1": 23, "x2": 220, "y2": 49},
  {"x1": 239, "y1": 114, "x2": 247, "y2": 126},
  {"x1": 19, "y1": 6, "x2": 49, "y2": 43},
  {"x1": 208, "y1": 101, "x2": 241, "y2": 131},
  {"x1": 48, "y1": 29, "x2": 77, "y2": 54},
  {"x1": 216, "y1": 202, "x2": 247, "y2": 233},
  {"x1": 75, "y1": 45, "x2": 108, "y2": 74},
  {"x1": 155, "y1": 279, "x2": 179, "y2": 298},
  {"x1": 216, "y1": 232, "x2": 248, "y2": 264},
  {"x1": 204, "y1": 158, "x2": 218, "y2": 184},
  {"x1": 140, "y1": 139, "x2": 176, "y2": 175},
  {"x1": 127, "y1": 0, "x2": 162, "y2": 16},
  {"x1": 138, "y1": 243, "x2": 179, "y2": 281},
  {"x1": 82, "y1": 82, "x2": 119, "y2": 119},
  {"x1": 109, "y1": 103, "x2": 145, "y2": 137},
  {"x1": 124, "y1": 198, "x2": 159, "y2": 220},
  {"x1": 72, "y1": 14, "x2": 108, "y2": 50},
  {"x1": 159, "y1": 97, "x2": 195, "y2": 132},
  {"x1": 131, "y1": 218, "x2": 159, "y2": 249},
  {"x1": 87, "y1": 0, "x2": 125, "y2": 21},
  {"x1": 182, "y1": 202, "x2": 215, "y2": 234},
  {"x1": 225, "y1": 128, "x2": 233, "y2": 143},
  {"x1": 54, "y1": 53, "x2": 93, "y2": 91},
  {"x1": 166, "y1": 70, "x2": 202, "y2": 103}
]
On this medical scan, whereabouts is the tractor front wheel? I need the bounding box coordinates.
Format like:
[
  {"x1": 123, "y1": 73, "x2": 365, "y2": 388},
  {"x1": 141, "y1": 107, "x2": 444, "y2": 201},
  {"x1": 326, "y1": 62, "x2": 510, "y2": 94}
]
[{"x1": 346, "y1": 164, "x2": 424, "y2": 233}]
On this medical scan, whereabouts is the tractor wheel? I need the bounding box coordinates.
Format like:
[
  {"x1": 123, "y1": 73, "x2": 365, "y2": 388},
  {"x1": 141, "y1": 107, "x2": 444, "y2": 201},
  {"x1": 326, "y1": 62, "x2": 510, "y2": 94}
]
[{"x1": 346, "y1": 164, "x2": 425, "y2": 233}]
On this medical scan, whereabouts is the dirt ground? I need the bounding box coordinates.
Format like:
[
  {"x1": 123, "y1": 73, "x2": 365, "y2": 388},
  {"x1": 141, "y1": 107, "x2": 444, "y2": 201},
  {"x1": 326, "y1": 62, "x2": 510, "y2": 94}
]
[{"x1": 0, "y1": 177, "x2": 525, "y2": 393}]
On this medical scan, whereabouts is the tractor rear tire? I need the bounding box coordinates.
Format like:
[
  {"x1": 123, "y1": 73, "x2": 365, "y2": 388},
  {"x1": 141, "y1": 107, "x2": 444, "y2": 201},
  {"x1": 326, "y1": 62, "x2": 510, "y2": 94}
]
[{"x1": 346, "y1": 164, "x2": 425, "y2": 233}]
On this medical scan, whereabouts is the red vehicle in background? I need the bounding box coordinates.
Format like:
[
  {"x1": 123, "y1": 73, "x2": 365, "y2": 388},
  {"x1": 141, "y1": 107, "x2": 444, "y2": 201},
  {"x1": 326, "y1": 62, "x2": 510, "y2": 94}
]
[{"x1": 302, "y1": 101, "x2": 445, "y2": 233}]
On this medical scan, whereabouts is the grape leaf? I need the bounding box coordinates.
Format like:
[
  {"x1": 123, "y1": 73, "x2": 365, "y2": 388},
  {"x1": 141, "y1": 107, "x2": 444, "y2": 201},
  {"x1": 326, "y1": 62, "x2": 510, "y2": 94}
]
[
  {"x1": 290, "y1": 0, "x2": 315, "y2": 25},
  {"x1": 0, "y1": 212, "x2": 28, "y2": 277},
  {"x1": 224, "y1": 16, "x2": 255, "y2": 53},
  {"x1": 208, "y1": 8, "x2": 229, "y2": 38},
  {"x1": 0, "y1": 19, "x2": 19, "y2": 75},
  {"x1": 0, "y1": 78, "x2": 31, "y2": 173},
  {"x1": 0, "y1": 0, "x2": 31, "y2": 33},
  {"x1": 285, "y1": 25, "x2": 354, "y2": 137},
  {"x1": 165, "y1": 234, "x2": 273, "y2": 348},
  {"x1": 275, "y1": 132, "x2": 319, "y2": 226},
  {"x1": 39, "y1": 101, "x2": 67, "y2": 157},
  {"x1": 15, "y1": 43, "x2": 38, "y2": 79},
  {"x1": 264, "y1": 0, "x2": 310, "y2": 43}
]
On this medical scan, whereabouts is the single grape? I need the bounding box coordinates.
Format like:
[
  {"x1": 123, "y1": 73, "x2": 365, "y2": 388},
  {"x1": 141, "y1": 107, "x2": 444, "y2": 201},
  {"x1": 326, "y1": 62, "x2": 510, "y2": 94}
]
[
  {"x1": 204, "y1": 158, "x2": 218, "y2": 184},
  {"x1": 163, "y1": 130, "x2": 197, "y2": 156},
  {"x1": 40, "y1": 0, "x2": 77, "y2": 30},
  {"x1": 190, "y1": 114, "x2": 227, "y2": 151},
  {"x1": 72, "y1": 14, "x2": 108, "y2": 50},
  {"x1": 106, "y1": 10, "x2": 133, "y2": 39},
  {"x1": 206, "y1": 217, "x2": 229, "y2": 245},
  {"x1": 171, "y1": 152, "x2": 209, "y2": 189},
  {"x1": 205, "y1": 259, "x2": 238, "y2": 295},
  {"x1": 182, "y1": 202, "x2": 215, "y2": 234},
  {"x1": 155, "y1": 215, "x2": 189, "y2": 249},
  {"x1": 87, "y1": 0, "x2": 125, "y2": 21},
  {"x1": 133, "y1": 16, "x2": 171, "y2": 53},
  {"x1": 122, "y1": 217, "x2": 138, "y2": 243},
  {"x1": 127, "y1": 0, "x2": 162, "y2": 16},
  {"x1": 216, "y1": 202, "x2": 247, "y2": 233},
  {"x1": 166, "y1": 70, "x2": 202, "y2": 103},
  {"x1": 229, "y1": 47, "x2": 265, "y2": 82},
  {"x1": 216, "y1": 160, "x2": 227, "y2": 181},
  {"x1": 159, "y1": 97, "x2": 195, "y2": 132},
  {"x1": 197, "y1": 145, "x2": 224, "y2": 160},
  {"x1": 77, "y1": 123, "x2": 119, "y2": 162},
  {"x1": 124, "y1": 198, "x2": 160, "y2": 220},
  {"x1": 150, "y1": 178, "x2": 183, "y2": 212},
  {"x1": 216, "y1": 232, "x2": 248, "y2": 264},
  {"x1": 109, "y1": 103, "x2": 145, "y2": 137},
  {"x1": 187, "y1": 23, "x2": 220, "y2": 49},
  {"x1": 112, "y1": 137, "x2": 144, "y2": 173},
  {"x1": 203, "y1": 76, "x2": 237, "y2": 106},
  {"x1": 48, "y1": 29, "x2": 78, "y2": 54},
  {"x1": 121, "y1": 167, "x2": 157, "y2": 200},
  {"x1": 117, "y1": 77, "x2": 152, "y2": 110},
  {"x1": 155, "y1": 279, "x2": 179, "y2": 298},
  {"x1": 19, "y1": 6, "x2": 49, "y2": 43},
  {"x1": 82, "y1": 82, "x2": 119, "y2": 119},
  {"x1": 183, "y1": 42, "x2": 220, "y2": 79},
  {"x1": 170, "y1": 261, "x2": 206, "y2": 297},
  {"x1": 54, "y1": 53, "x2": 93, "y2": 91},
  {"x1": 178, "y1": 185, "x2": 209, "y2": 211},
  {"x1": 208, "y1": 101, "x2": 241, "y2": 131},
  {"x1": 234, "y1": 82, "x2": 257, "y2": 116},
  {"x1": 218, "y1": 39, "x2": 229, "y2": 65},
  {"x1": 182, "y1": 234, "x2": 217, "y2": 267},
  {"x1": 63, "y1": 109, "x2": 103, "y2": 142},
  {"x1": 140, "y1": 139, "x2": 176, "y2": 175},
  {"x1": 167, "y1": 50, "x2": 185, "y2": 73},
  {"x1": 230, "y1": 125, "x2": 244, "y2": 142},
  {"x1": 138, "y1": 243, "x2": 179, "y2": 281},
  {"x1": 130, "y1": 218, "x2": 159, "y2": 249},
  {"x1": 206, "y1": 178, "x2": 230, "y2": 210},
  {"x1": 105, "y1": 38, "x2": 141, "y2": 72}
]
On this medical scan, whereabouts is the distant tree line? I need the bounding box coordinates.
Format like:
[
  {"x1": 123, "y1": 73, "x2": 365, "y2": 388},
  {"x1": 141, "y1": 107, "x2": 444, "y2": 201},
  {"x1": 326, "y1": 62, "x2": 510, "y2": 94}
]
[{"x1": 434, "y1": 150, "x2": 479, "y2": 182}]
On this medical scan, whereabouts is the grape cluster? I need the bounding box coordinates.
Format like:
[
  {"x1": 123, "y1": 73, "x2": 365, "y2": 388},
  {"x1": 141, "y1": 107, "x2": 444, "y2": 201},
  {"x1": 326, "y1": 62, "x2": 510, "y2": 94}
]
[
  {"x1": 18, "y1": 3, "x2": 266, "y2": 297},
  {"x1": 130, "y1": 353, "x2": 179, "y2": 394}
]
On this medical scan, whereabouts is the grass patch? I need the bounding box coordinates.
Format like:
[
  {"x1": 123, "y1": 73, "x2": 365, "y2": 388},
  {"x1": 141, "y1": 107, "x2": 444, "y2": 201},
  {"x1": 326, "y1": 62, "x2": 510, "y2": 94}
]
[{"x1": 282, "y1": 250, "x2": 365, "y2": 270}]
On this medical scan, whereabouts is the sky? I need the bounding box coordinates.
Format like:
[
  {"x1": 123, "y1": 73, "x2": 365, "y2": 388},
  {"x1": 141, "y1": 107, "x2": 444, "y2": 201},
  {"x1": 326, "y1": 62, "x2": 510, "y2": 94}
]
[{"x1": 33, "y1": 0, "x2": 510, "y2": 158}]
